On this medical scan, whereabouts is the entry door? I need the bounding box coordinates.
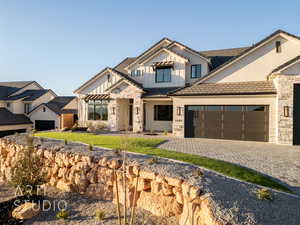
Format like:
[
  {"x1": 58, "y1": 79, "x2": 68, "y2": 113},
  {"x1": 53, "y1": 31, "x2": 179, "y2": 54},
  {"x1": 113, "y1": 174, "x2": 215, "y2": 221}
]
[
  {"x1": 129, "y1": 104, "x2": 133, "y2": 127},
  {"x1": 293, "y1": 84, "x2": 300, "y2": 144}
]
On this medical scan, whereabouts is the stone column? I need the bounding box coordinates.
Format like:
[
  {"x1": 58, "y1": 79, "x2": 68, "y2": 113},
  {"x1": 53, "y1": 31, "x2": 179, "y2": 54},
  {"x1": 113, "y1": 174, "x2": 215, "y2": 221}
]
[
  {"x1": 275, "y1": 75, "x2": 300, "y2": 145},
  {"x1": 108, "y1": 99, "x2": 119, "y2": 131},
  {"x1": 133, "y1": 96, "x2": 144, "y2": 133},
  {"x1": 172, "y1": 102, "x2": 185, "y2": 137}
]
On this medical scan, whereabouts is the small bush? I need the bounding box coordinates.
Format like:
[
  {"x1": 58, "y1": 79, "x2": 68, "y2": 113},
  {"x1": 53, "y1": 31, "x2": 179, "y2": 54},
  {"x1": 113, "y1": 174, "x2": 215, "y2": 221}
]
[
  {"x1": 10, "y1": 134, "x2": 46, "y2": 195},
  {"x1": 163, "y1": 130, "x2": 168, "y2": 136},
  {"x1": 89, "y1": 144, "x2": 93, "y2": 151},
  {"x1": 255, "y1": 188, "x2": 273, "y2": 200},
  {"x1": 64, "y1": 139, "x2": 68, "y2": 145},
  {"x1": 56, "y1": 209, "x2": 69, "y2": 220},
  {"x1": 147, "y1": 157, "x2": 158, "y2": 165},
  {"x1": 95, "y1": 209, "x2": 106, "y2": 221},
  {"x1": 192, "y1": 169, "x2": 204, "y2": 177}
]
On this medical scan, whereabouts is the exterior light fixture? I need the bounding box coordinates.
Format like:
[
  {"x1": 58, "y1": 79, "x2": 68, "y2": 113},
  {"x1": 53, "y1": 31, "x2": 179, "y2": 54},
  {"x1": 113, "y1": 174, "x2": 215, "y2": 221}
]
[
  {"x1": 284, "y1": 106, "x2": 290, "y2": 117},
  {"x1": 176, "y1": 107, "x2": 183, "y2": 116},
  {"x1": 112, "y1": 107, "x2": 115, "y2": 115},
  {"x1": 136, "y1": 107, "x2": 140, "y2": 115}
]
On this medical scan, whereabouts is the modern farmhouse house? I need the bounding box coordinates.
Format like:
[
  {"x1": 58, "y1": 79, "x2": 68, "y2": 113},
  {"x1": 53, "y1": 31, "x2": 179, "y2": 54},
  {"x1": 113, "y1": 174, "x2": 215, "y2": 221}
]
[
  {"x1": 0, "y1": 81, "x2": 77, "y2": 136},
  {"x1": 75, "y1": 30, "x2": 300, "y2": 145}
]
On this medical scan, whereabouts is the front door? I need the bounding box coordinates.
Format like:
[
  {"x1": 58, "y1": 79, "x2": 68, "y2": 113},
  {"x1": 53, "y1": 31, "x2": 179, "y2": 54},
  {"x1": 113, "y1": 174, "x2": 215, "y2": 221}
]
[
  {"x1": 293, "y1": 84, "x2": 300, "y2": 144},
  {"x1": 129, "y1": 104, "x2": 133, "y2": 129}
]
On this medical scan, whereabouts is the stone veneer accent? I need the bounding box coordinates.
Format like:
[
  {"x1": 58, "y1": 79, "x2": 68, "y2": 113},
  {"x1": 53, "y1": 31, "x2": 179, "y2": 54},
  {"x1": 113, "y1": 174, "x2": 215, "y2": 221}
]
[
  {"x1": 110, "y1": 83, "x2": 144, "y2": 133},
  {"x1": 0, "y1": 135, "x2": 223, "y2": 225},
  {"x1": 274, "y1": 74, "x2": 300, "y2": 145}
]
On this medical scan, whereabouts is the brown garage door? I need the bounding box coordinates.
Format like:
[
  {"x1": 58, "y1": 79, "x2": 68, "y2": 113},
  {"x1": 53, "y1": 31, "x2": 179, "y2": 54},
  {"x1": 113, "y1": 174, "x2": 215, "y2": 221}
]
[{"x1": 185, "y1": 105, "x2": 269, "y2": 142}]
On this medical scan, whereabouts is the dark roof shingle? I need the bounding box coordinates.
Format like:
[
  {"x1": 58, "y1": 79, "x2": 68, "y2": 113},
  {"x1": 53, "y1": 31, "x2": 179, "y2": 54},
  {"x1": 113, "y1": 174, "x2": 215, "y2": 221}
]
[
  {"x1": 171, "y1": 81, "x2": 277, "y2": 96},
  {"x1": 5, "y1": 89, "x2": 50, "y2": 101},
  {"x1": 0, "y1": 81, "x2": 34, "y2": 100},
  {"x1": 0, "y1": 108, "x2": 32, "y2": 125},
  {"x1": 142, "y1": 87, "x2": 182, "y2": 98},
  {"x1": 45, "y1": 97, "x2": 76, "y2": 115}
]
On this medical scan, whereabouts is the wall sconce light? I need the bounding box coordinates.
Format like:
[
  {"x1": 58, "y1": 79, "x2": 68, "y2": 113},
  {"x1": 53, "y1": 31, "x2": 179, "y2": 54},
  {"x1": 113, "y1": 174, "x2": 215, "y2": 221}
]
[
  {"x1": 112, "y1": 107, "x2": 115, "y2": 115},
  {"x1": 176, "y1": 107, "x2": 183, "y2": 116},
  {"x1": 136, "y1": 107, "x2": 140, "y2": 115},
  {"x1": 284, "y1": 106, "x2": 290, "y2": 117}
]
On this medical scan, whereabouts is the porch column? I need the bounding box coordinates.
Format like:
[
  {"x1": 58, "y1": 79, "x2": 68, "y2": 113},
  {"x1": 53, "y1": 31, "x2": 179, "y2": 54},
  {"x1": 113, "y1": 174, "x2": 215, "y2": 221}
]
[
  {"x1": 133, "y1": 96, "x2": 143, "y2": 133},
  {"x1": 109, "y1": 99, "x2": 119, "y2": 131}
]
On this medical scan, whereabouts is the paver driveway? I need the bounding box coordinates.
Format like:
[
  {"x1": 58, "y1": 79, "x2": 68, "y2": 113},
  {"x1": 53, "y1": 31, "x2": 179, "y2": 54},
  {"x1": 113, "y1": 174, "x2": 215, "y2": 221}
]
[{"x1": 158, "y1": 138, "x2": 300, "y2": 195}]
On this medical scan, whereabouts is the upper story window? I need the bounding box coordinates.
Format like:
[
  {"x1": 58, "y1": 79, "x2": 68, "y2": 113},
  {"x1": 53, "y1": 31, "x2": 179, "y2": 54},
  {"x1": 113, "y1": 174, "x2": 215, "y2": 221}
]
[
  {"x1": 155, "y1": 67, "x2": 171, "y2": 83},
  {"x1": 131, "y1": 70, "x2": 141, "y2": 77},
  {"x1": 191, "y1": 64, "x2": 202, "y2": 78},
  {"x1": 276, "y1": 41, "x2": 282, "y2": 53},
  {"x1": 88, "y1": 100, "x2": 108, "y2": 121},
  {"x1": 24, "y1": 103, "x2": 31, "y2": 114}
]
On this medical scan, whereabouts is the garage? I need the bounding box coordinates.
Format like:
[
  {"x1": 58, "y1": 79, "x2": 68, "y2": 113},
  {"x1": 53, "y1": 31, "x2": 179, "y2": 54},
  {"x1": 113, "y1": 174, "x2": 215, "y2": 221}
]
[
  {"x1": 35, "y1": 120, "x2": 55, "y2": 131},
  {"x1": 185, "y1": 105, "x2": 269, "y2": 142}
]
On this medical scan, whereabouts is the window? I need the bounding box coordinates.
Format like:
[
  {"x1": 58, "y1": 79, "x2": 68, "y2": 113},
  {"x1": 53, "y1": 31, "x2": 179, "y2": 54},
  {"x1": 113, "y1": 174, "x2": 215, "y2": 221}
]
[
  {"x1": 131, "y1": 70, "x2": 141, "y2": 77},
  {"x1": 154, "y1": 105, "x2": 173, "y2": 121},
  {"x1": 276, "y1": 41, "x2": 281, "y2": 53},
  {"x1": 246, "y1": 106, "x2": 265, "y2": 111},
  {"x1": 43, "y1": 107, "x2": 46, "y2": 112},
  {"x1": 207, "y1": 106, "x2": 222, "y2": 111},
  {"x1": 24, "y1": 103, "x2": 30, "y2": 114},
  {"x1": 88, "y1": 100, "x2": 108, "y2": 120},
  {"x1": 191, "y1": 65, "x2": 202, "y2": 78},
  {"x1": 188, "y1": 106, "x2": 205, "y2": 111},
  {"x1": 155, "y1": 67, "x2": 171, "y2": 83},
  {"x1": 6, "y1": 102, "x2": 10, "y2": 108},
  {"x1": 107, "y1": 74, "x2": 111, "y2": 82},
  {"x1": 225, "y1": 106, "x2": 242, "y2": 111}
]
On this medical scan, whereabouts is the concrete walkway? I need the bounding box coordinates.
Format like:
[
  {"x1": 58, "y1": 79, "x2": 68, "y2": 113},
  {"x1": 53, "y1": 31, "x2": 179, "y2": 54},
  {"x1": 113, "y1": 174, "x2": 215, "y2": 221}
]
[{"x1": 158, "y1": 137, "x2": 300, "y2": 195}]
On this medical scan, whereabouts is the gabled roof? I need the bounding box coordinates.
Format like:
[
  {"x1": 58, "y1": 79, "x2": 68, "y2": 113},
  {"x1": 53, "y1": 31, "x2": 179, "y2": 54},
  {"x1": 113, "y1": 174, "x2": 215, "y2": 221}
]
[
  {"x1": 0, "y1": 81, "x2": 35, "y2": 100},
  {"x1": 124, "y1": 37, "x2": 173, "y2": 69},
  {"x1": 114, "y1": 57, "x2": 137, "y2": 74},
  {"x1": 4, "y1": 89, "x2": 51, "y2": 101},
  {"x1": 170, "y1": 81, "x2": 276, "y2": 96},
  {"x1": 167, "y1": 41, "x2": 210, "y2": 62},
  {"x1": 74, "y1": 67, "x2": 143, "y2": 93},
  {"x1": 139, "y1": 47, "x2": 189, "y2": 65},
  {"x1": 45, "y1": 96, "x2": 76, "y2": 115},
  {"x1": 29, "y1": 96, "x2": 76, "y2": 115},
  {"x1": 271, "y1": 55, "x2": 300, "y2": 73},
  {"x1": 200, "y1": 47, "x2": 250, "y2": 69},
  {"x1": 192, "y1": 29, "x2": 300, "y2": 85},
  {"x1": 0, "y1": 108, "x2": 32, "y2": 126}
]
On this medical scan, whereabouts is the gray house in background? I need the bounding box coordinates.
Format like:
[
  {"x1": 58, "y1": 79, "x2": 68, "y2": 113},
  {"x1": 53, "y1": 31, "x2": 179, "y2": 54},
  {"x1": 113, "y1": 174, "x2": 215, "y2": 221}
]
[{"x1": 0, "y1": 81, "x2": 77, "y2": 137}]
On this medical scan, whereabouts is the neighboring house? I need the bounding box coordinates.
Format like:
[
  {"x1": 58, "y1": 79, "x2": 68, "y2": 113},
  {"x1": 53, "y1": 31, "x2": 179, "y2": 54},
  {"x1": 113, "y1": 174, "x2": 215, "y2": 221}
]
[
  {"x1": 0, "y1": 81, "x2": 77, "y2": 136},
  {"x1": 29, "y1": 96, "x2": 77, "y2": 130},
  {"x1": 75, "y1": 30, "x2": 300, "y2": 145}
]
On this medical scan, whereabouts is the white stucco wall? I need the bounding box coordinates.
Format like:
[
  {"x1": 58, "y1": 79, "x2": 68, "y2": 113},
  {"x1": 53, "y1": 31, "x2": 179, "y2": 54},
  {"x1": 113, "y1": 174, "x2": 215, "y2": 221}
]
[
  {"x1": 204, "y1": 36, "x2": 300, "y2": 83},
  {"x1": 282, "y1": 61, "x2": 300, "y2": 75},
  {"x1": 29, "y1": 106, "x2": 60, "y2": 129},
  {"x1": 145, "y1": 100, "x2": 173, "y2": 132}
]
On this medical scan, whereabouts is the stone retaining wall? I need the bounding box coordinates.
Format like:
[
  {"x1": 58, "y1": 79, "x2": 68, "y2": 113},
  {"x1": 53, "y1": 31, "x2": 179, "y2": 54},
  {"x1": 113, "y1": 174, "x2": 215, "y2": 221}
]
[{"x1": 0, "y1": 135, "x2": 222, "y2": 225}]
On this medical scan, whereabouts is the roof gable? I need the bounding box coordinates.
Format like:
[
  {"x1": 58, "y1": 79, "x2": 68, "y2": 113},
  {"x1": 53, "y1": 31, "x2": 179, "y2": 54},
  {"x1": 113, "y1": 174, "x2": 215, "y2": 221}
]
[
  {"x1": 271, "y1": 55, "x2": 300, "y2": 74},
  {"x1": 193, "y1": 30, "x2": 300, "y2": 85},
  {"x1": 139, "y1": 47, "x2": 189, "y2": 66},
  {"x1": 124, "y1": 38, "x2": 173, "y2": 70}
]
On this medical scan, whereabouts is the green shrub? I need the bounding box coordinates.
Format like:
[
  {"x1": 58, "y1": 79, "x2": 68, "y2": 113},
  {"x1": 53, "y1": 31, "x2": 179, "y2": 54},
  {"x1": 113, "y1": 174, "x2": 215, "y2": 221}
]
[
  {"x1": 147, "y1": 157, "x2": 158, "y2": 165},
  {"x1": 89, "y1": 144, "x2": 93, "y2": 151},
  {"x1": 56, "y1": 209, "x2": 69, "y2": 220},
  {"x1": 255, "y1": 188, "x2": 273, "y2": 200},
  {"x1": 95, "y1": 209, "x2": 106, "y2": 221},
  {"x1": 192, "y1": 169, "x2": 204, "y2": 177},
  {"x1": 10, "y1": 134, "x2": 46, "y2": 195}
]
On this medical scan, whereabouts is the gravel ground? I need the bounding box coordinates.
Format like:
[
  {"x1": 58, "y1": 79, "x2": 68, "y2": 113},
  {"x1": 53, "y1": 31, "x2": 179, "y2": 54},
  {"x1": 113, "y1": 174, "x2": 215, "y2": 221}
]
[{"x1": 0, "y1": 183, "x2": 177, "y2": 225}]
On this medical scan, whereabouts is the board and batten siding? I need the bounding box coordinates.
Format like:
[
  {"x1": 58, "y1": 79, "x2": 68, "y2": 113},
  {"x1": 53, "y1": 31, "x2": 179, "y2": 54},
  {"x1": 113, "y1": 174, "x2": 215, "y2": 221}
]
[
  {"x1": 204, "y1": 36, "x2": 300, "y2": 83},
  {"x1": 141, "y1": 51, "x2": 186, "y2": 88}
]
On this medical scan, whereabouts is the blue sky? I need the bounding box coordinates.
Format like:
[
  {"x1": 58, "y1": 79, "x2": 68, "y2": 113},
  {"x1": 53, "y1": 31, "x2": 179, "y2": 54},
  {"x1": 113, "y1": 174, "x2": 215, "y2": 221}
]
[{"x1": 1, "y1": 0, "x2": 300, "y2": 95}]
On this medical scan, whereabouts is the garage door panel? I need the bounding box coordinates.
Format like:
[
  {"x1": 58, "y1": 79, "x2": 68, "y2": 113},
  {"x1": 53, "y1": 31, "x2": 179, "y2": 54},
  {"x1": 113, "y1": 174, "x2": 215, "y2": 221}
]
[
  {"x1": 35, "y1": 120, "x2": 55, "y2": 131},
  {"x1": 185, "y1": 105, "x2": 269, "y2": 142}
]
